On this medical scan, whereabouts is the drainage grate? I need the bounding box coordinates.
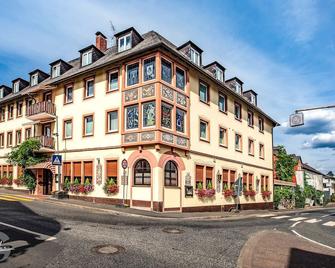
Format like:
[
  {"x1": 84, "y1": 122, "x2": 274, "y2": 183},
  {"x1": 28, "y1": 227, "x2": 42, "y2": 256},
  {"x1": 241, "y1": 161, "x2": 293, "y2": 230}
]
[
  {"x1": 92, "y1": 245, "x2": 125, "y2": 255},
  {"x1": 162, "y1": 228, "x2": 184, "y2": 234}
]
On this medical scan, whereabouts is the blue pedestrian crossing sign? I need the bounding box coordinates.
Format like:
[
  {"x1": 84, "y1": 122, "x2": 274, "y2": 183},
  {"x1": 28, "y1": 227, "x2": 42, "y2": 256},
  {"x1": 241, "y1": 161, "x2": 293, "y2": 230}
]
[{"x1": 52, "y1": 155, "x2": 62, "y2": 165}]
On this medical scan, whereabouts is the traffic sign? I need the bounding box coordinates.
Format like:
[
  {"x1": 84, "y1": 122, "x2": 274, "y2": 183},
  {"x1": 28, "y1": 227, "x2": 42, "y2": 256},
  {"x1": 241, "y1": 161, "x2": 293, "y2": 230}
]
[
  {"x1": 290, "y1": 112, "x2": 304, "y2": 127},
  {"x1": 52, "y1": 155, "x2": 62, "y2": 165},
  {"x1": 121, "y1": 159, "x2": 128, "y2": 169}
]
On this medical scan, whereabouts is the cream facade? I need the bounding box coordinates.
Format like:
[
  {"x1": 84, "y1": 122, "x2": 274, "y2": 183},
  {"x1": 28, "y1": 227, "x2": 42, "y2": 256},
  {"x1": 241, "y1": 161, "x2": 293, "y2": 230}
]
[{"x1": 0, "y1": 28, "x2": 277, "y2": 212}]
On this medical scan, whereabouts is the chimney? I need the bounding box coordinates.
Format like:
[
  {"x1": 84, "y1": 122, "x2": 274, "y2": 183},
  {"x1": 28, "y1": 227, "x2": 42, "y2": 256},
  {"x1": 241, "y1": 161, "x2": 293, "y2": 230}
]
[{"x1": 95, "y1": 31, "x2": 107, "y2": 52}]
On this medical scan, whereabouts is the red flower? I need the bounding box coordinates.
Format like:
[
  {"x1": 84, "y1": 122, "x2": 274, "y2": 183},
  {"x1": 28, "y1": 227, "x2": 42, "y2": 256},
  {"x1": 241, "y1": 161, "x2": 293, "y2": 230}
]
[{"x1": 223, "y1": 189, "x2": 234, "y2": 197}]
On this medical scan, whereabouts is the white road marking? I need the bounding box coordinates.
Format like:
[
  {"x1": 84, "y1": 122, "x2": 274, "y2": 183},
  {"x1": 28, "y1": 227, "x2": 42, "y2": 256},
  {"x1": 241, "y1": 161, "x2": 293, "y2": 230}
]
[
  {"x1": 272, "y1": 215, "x2": 291, "y2": 219},
  {"x1": 256, "y1": 214, "x2": 276, "y2": 218},
  {"x1": 304, "y1": 218, "x2": 322, "y2": 224},
  {"x1": 289, "y1": 217, "x2": 307, "y2": 222},
  {"x1": 290, "y1": 221, "x2": 301, "y2": 228},
  {"x1": 323, "y1": 221, "x2": 335, "y2": 227},
  {"x1": 0, "y1": 222, "x2": 56, "y2": 241},
  {"x1": 321, "y1": 214, "x2": 332, "y2": 218},
  {"x1": 291, "y1": 230, "x2": 335, "y2": 251}
]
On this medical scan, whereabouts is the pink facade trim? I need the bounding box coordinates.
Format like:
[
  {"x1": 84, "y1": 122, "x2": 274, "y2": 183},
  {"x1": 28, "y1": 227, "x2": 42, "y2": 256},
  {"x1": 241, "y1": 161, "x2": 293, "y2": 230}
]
[
  {"x1": 127, "y1": 150, "x2": 158, "y2": 168},
  {"x1": 158, "y1": 151, "x2": 185, "y2": 171}
]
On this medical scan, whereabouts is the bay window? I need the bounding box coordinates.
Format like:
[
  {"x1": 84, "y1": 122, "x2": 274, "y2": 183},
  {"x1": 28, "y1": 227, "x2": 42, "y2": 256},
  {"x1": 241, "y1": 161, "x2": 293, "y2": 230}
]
[
  {"x1": 127, "y1": 63, "x2": 139, "y2": 86},
  {"x1": 176, "y1": 109, "x2": 185, "y2": 133},
  {"x1": 142, "y1": 101, "x2": 156, "y2": 128},
  {"x1": 176, "y1": 67, "x2": 185, "y2": 90},
  {"x1": 143, "y1": 57, "x2": 155, "y2": 81},
  {"x1": 161, "y1": 102, "x2": 172, "y2": 129},
  {"x1": 125, "y1": 105, "x2": 139, "y2": 130},
  {"x1": 161, "y1": 59, "x2": 172, "y2": 84}
]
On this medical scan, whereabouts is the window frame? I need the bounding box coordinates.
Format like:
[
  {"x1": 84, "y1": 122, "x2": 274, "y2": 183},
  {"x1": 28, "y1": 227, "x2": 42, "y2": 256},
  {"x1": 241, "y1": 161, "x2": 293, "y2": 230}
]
[
  {"x1": 64, "y1": 84, "x2": 74, "y2": 104},
  {"x1": 125, "y1": 104, "x2": 139, "y2": 130},
  {"x1": 31, "y1": 74, "x2": 38, "y2": 86},
  {"x1": 199, "y1": 119, "x2": 209, "y2": 142},
  {"x1": 126, "y1": 62, "x2": 140, "y2": 87},
  {"x1": 84, "y1": 78, "x2": 95, "y2": 99},
  {"x1": 234, "y1": 102, "x2": 242, "y2": 121},
  {"x1": 13, "y1": 81, "x2": 20, "y2": 93},
  {"x1": 161, "y1": 102, "x2": 173, "y2": 130},
  {"x1": 175, "y1": 67, "x2": 186, "y2": 90},
  {"x1": 52, "y1": 63, "x2": 61, "y2": 78},
  {"x1": 118, "y1": 33, "x2": 132, "y2": 52},
  {"x1": 235, "y1": 133, "x2": 242, "y2": 152},
  {"x1": 176, "y1": 108, "x2": 186, "y2": 133},
  {"x1": 142, "y1": 101, "x2": 156, "y2": 128},
  {"x1": 259, "y1": 117, "x2": 264, "y2": 133},
  {"x1": 164, "y1": 160, "x2": 178, "y2": 187},
  {"x1": 63, "y1": 119, "x2": 73, "y2": 140},
  {"x1": 259, "y1": 143, "x2": 265, "y2": 159},
  {"x1": 0, "y1": 107, "x2": 5, "y2": 122},
  {"x1": 83, "y1": 114, "x2": 94, "y2": 137},
  {"x1": 218, "y1": 93, "x2": 227, "y2": 113},
  {"x1": 248, "y1": 138, "x2": 254, "y2": 156},
  {"x1": 106, "y1": 109, "x2": 119, "y2": 134},
  {"x1": 199, "y1": 81, "x2": 209, "y2": 104},
  {"x1": 81, "y1": 50, "x2": 93, "y2": 66},
  {"x1": 247, "y1": 110, "x2": 254, "y2": 127},
  {"x1": 143, "y1": 57, "x2": 156, "y2": 82},
  {"x1": 0, "y1": 133, "x2": 4, "y2": 148},
  {"x1": 16, "y1": 101, "x2": 23, "y2": 117},
  {"x1": 15, "y1": 129, "x2": 22, "y2": 146},
  {"x1": 24, "y1": 128, "x2": 32, "y2": 140},
  {"x1": 133, "y1": 159, "x2": 151, "y2": 186},
  {"x1": 215, "y1": 67, "x2": 224, "y2": 82},
  {"x1": 8, "y1": 104, "x2": 14, "y2": 120},
  {"x1": 7, "y1": 131, "x2": 13, "y2": 147},
  {"x1": 107, "y1": 70, "x2": 119, "y2": 92},
  {"x1": 219, "y1": 126, "x2": 228, "y2": 147},
  {"x1": 190, "y1": 47, "x2": 200, "y2": 65},
  {"x1": 161, "y1": 58, "x2": 173, "y2": 84}
]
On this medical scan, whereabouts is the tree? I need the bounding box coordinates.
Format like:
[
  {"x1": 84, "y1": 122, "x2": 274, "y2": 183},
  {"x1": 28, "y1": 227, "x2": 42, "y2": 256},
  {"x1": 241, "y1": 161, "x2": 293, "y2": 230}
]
[
  {"x1": 327, "y1": 171, "x2": 334, "y2": 177},
  {"x1": 7, "y1": 139, "x2": 46, "y2": 192},
  {"x1": 275, "y1": 145, "x2": 297, "y2": 181}
]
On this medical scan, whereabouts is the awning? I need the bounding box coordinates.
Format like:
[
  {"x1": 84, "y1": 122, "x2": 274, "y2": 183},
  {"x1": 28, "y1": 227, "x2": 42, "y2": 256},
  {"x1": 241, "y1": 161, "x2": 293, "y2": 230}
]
[{"x1": 26, "y1": 161, "x2": 56, "y2": 174}]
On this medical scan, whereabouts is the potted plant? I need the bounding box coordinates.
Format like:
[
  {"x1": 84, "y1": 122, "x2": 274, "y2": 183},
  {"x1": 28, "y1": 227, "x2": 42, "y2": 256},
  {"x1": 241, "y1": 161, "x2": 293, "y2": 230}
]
[
  {"x1": 14, "y1": 176, "x2": 24, "y2": 186},
  {"x1": 248, "y1": 187, "x2": 256, "y2": 197},
  {"x1": 262, "y1": 190, "x2": 271, "y2": 198},
  {"x1": 103, "y1": 178, "x2": 119, "y2": 195},
  {"x1": 83, "y1": 178, "x2": 94, "y2": 194},
  {"x1": 195, "y1": 182, "x2": 215, "y2": 199},
  {"x1": 223, "y1": 185, "x2": 234, "y2": 198}
]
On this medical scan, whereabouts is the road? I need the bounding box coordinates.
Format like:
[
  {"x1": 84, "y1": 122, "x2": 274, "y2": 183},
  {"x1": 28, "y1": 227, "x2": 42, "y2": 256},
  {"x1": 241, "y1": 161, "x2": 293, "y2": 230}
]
[{"x1": 0, "y1": 193, "x2": 335, "y2": 267}]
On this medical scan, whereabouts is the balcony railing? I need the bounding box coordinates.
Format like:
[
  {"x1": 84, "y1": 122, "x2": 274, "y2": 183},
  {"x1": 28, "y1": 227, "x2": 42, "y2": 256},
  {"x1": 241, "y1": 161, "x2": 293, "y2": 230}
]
[
  {"x1": 35, "y1": 136, "x2": 55, "y2": 150},
  {"x1": 26, "y1": 101, "x2": 56, "y2": 118}
]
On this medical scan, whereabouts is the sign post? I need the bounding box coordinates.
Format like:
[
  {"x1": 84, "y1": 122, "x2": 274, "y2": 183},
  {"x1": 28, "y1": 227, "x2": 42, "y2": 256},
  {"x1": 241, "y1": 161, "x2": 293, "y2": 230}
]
[
  {"x1": 121, "y1": 159, "x2": 128, "y2": 207},
  {"x1": 234, "y1": 176, "x2": 242, "y2": 212}
]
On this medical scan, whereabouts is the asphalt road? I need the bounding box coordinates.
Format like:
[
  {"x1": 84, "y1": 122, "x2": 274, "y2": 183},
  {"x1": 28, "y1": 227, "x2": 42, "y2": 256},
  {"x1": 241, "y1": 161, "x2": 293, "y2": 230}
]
[{"x1": 0, "y1": 197, "x2": 335, "y2": 268}]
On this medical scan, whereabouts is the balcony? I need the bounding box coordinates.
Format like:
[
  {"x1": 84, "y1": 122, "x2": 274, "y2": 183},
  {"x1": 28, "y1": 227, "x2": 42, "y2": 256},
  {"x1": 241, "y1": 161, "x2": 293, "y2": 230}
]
[
  {"x1": 26, "y1": 101, "x2": 56, "y2": 121},
  {"x1": 35, "y1": 136, "x2": 55, "y2": 153}
]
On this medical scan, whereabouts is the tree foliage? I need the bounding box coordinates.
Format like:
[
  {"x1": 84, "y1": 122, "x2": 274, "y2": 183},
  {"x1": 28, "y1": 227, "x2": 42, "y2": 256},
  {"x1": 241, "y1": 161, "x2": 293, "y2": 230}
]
[
  {"x1": 275, "y1": 145, "x2": 297, "y2": 181},
  {"x1": 6, "y1": 139, "x2": 45, "y2": 168}
]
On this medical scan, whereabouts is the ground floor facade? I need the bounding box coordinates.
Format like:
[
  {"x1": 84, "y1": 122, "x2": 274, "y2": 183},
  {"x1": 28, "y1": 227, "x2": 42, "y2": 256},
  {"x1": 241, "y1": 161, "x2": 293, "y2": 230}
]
[{"x1": 0, "y1": 145, "x2": 273, "y2": 212}]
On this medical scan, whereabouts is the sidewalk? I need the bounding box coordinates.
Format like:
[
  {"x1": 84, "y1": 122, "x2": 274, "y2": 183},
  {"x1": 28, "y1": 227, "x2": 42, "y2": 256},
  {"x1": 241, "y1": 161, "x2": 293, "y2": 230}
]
[
  {"x1": 1, "y1": 188, "x2": 334, "y2": 220},
  {"x1": 237, "y1": 230, "x2": 335, "y2": 268}
]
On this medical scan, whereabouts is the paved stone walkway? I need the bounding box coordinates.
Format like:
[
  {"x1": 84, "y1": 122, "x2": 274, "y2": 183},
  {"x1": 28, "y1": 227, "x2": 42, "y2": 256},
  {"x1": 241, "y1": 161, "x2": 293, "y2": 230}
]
[{"x1": 238, "y1": 230, "x2": 335, "y2": 268}]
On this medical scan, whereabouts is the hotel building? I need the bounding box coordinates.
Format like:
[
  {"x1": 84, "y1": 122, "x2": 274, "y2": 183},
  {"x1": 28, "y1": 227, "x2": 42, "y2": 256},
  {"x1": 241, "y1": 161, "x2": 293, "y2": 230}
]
[{"x1": 0, "y1": 27, "x2": 278, "y2": 212}]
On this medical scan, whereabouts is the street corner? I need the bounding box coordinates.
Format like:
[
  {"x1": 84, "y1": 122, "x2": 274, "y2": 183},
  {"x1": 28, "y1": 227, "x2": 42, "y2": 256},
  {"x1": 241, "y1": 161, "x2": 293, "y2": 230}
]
[{"x1": 237, "y1": 230, "x2": 335, "y2": 268}]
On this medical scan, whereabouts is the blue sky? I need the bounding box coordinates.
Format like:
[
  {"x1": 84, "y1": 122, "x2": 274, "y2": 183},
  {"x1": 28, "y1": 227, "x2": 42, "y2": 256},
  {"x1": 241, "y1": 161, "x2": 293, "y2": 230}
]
[{"x1": 1, "y1": 0, "x2": 335, "y2": 172}]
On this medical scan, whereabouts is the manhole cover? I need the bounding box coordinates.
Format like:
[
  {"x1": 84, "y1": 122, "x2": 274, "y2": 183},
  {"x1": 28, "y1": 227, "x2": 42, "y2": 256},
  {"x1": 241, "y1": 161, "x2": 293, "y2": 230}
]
[
  {"x1": 92, "y1": 245, "x2": 125, "y2": 255},
  {"x1": 162, "y1": 228, "x2": 184, "y2": 234}
]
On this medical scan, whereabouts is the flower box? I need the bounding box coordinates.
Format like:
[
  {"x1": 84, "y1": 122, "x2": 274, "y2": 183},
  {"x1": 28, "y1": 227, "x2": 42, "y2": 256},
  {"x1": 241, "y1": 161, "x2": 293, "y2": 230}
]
[
  {"x1": 14, "y1": 178, "x2": 24, "y2": 186},
  {"x1": 104, "y1": 184, "x2": 119, "y2": 195},
  {"x1": 196, "y1": 188, "x2": 215, "y2": 199},
  {"x1": 244, "y1": 190, "x2": 256, "y2": 197},
  {"x1": 262, "y1": 190, "x2": 272, "y2": 198},
  {"x1": 223, "y1": 189, "x2": 234, "y2": 198},
  {"x1": 0, "y1": 177, "x2": 13, "y2": 186},
  {"x1": 69, "y1": 183, "x2": 94, "y2": 194}
]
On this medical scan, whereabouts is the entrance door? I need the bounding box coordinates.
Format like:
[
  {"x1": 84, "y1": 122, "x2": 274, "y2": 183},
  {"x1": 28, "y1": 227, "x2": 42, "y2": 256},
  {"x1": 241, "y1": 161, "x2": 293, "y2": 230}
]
[
  {"x1": 163, "y1": 161, "x2": 181, "y2": 212},
  {"x1": 43, "y1": 124, "x2": 52, "y2": 137},
  {"x1": 43, "y1": 169, "x2": 53, "y2": 195}
]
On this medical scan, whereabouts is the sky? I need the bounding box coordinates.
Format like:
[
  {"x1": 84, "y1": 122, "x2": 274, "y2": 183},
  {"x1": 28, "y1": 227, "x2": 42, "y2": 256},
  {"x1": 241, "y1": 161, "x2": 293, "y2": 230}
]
[{"x1": 1, "y1": 0, "x2": 335, "y2": 173}]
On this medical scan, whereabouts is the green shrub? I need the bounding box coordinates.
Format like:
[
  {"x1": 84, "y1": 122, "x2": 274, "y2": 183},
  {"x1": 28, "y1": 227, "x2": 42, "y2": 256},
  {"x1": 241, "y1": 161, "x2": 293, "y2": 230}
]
[{"x1": 295, "y1": 185, "x2": 305, "y2": 208}]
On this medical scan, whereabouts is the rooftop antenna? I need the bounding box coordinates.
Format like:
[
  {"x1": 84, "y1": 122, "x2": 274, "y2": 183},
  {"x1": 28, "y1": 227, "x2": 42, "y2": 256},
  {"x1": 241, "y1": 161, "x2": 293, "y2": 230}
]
[{"x1": 109, "y1": 20, "x2": 117, "y2": 47}]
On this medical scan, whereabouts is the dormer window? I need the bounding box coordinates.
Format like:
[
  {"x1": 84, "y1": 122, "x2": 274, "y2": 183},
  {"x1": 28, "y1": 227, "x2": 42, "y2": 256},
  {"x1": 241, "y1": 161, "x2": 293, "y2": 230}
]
[
  {"x1": 0, "y1": 88, "x2": 3, "y2": 99},
  {"x1": 235, "y1": 83, "x2": 242, "y2": 94},
  {"x1": 52, "y1": 64, "x2": 61, "y2": 78},
  {"x1": 31, "y1": 74, "x2": 38, "y2": 86},
  {"x1": 82, "y1": 50, "x2": 92, "y2": 66},
  {"x1": 190, "y1": 47, "x2": 200, "y2": 65},
  {"x1": 118, "y1": 33, "x2": 132, "y2": 52},
  {"x1": 250, "y1": 94, "x2": 256, "y2": 105},
  {"x1": 215, "y1": 67, "x2": 224, "y2": 82},
  {"x1": 13, "y1": 81, "x2": 20, "y2": 93}
]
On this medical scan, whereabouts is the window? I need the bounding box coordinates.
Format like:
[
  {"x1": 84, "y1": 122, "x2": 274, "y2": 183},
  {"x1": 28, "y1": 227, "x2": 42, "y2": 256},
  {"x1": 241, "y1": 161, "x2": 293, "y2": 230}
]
[
  {"x1": 64, "y1": 120, "x2": 72, "y2": 139},
  {"x1": 199, "y1": 82, "x2": 208, "y2": 103},
  {"x1": 65, "y1": 85, "x2": 73, "y2": 103},
  {"x1": 219, "y1": 127, "x2": 227, "y2": 147},
  {"x1": 218, "y1": 93, "x2": 226, "y2": 112},
  {"x1": 234, "y1": 102, "x2": 241, "y2": 120},
  {"x1": 243, "y1": 173, "x2": 248, "y2": 191},
  {"x1": 142, "y1": 101, "x2": 156, "y2": 127},
  {"x1": 63, "y1": 162, "x2": 71, "y2": 183},
  {"x1": 127, "y1": 63, "x2": 139, "y2": 86},
  {"x1": 161, "y1": 102, "x2": 172, "y2": 129},
  {"x1": 17, "y1": 102, "x2": 23, "y2": 117},
  {"x1": 83, "y1": 161, "x2": 93, "y2": 184},
  {"x1": 83, "y1": 115, "x2": 94, "y2": 136},
  {"x1": 7, "y1": 132, "x2": 13, "y2": 147},
  {"x1": 52, "y1": 64, "x2": 61, "y2": 78},
  {"x1": 118, "y1": 34, "x2": 131, "y2": 52},
  {"x1": 108, "y1": 71, "x2": 118, "y2": 91},
  {"x1": 82, "y1": 50, "x2": 92, "y2": 66},
  {"x1": 0, "y1": 133, "x2": 4, "y2": 148},
  {"x1": 0, "y1": 107, "x2": 5, "y2": 122},
  {"x1": 250, "y1": 94, "x2": 256, "y2": 105},
  {"x1": 190, "y1": 48, "x2": 200, "y2": 65},
  {"x1": 247, "y1": 110, "x2": 254, "y2": 127},
  {"x1": 248, "y1": 174, "x2": 254, "y2": 191},
  {"x1": 259, "y1": 117, "x2": 264, "y2": 132},
  {"x1": 248, "y1": 139, "x2": 254, "y2": 156},
  {"x1": 106, "y1": 110, "x2": 118, "y2": 133},
  {"x1": 85, "y1": 79, "x2": 94, "y2": 98},
  {"x1": 125, "y1": 105, "x2": 139, "y2": 130},
  {"x1": 215, "y1": 67, "x2": 224, "y2": 82},
  {"x1": 261, "y1": 175, "x2": 269, "y2": 191},
  {"x1": 222, "y1": 169, "x2": 229, "y2": 190},
  {"x1": 259, "y1": 143, "x2": 265, "y2": 159},
  {"x1": 0, "y1": 88, "x2": 3, "y2": 99},
  {"x1": 73, "y1": 162, "x2": 82, "y2": 183},
  {"x1": 176, "y1": 67, "x2": 185, "y2": 90},
  {"x1": 164, "y1": 161, "x2": 178, "y2": 186},
  {"x1": 200, "y1": 120, "x2": 209, "y2": 141},
  {"x1": 143, "y1": 57, "x2": 155, "y2": 81},
  {"x1": 176, "y1": 109, "x2": 185, "y2": 133},
  {"x1": 106, "y1": 160, "x2": 118, "y2": 184},
  {"x1": 234, "y1": 83, "x2": 242, "y2": 94},
  {"x1": 134, "y1": 159, "x2": 151, "y2": 185},
  {"x1": 8, "y1": 104, "x2": 14, "y2": 119},
  {"x1": 31, "y1": 74, "x2": 38, "y2": 86},
  {"x1": 230, "y1": 170, "x2": 236, "y2": 189},
  {"x1": 205, "y1": 166, "x2": 213, "y2": 189},
  {"x1": 15, "y1": 130, "x2": 22, "y2": 145},
  {"x1": 13, "y1": 81, "x2": 20, "y2": 93},
  {"x1": 25, "y1": 128, "x2": 32, "y2": 140},
  {"x1": 235, "y1": 133, "x2": 242, "y2": 151},
  {"x1": 161, "y1": 59, "x2": 172, "y2": 84},
  {"x1": 195, "y1": 165, "x2": 213, "y2": 189}
]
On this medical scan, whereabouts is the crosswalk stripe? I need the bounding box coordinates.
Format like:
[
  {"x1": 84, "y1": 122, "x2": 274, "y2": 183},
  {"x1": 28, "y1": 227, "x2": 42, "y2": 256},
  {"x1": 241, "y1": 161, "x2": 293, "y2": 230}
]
[
  {"x1": 256, "y1": 214, "x2": 276, "y2": 218},
  {"x1": 322, "y1": 221, "x2": 335, "y2": 227},
  {"x1": 0, "y1": 195, "x2": 33, "y2": 202},
  {"x1": 304, "y1": 218, "x2": 322, "y2": 223},
  {"x1": 272, "y1": 215, "x2": 291, "y2": 219},
  {"x1": 289, "y1": 217, "x2": 307, "y2": 222}
]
